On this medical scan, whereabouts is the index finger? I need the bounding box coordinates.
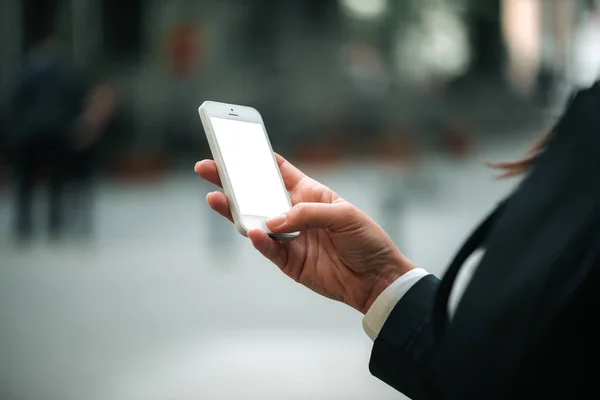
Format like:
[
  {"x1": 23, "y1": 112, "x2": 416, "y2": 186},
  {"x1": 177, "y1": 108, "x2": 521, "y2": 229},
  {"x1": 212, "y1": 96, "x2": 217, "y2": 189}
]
[
  {"x1": 194, "y1": 160, "x2": 222, "y2": 187},
  {"x1": 275, "y1": 153, "x2": 306, "y2": 192}
]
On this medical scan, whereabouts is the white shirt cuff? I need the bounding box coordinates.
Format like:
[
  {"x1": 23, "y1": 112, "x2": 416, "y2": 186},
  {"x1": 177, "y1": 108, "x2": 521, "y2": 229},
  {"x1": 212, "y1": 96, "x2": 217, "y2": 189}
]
[{"x1": 362, "y1": 268, "x2": 430, "y2": 341}]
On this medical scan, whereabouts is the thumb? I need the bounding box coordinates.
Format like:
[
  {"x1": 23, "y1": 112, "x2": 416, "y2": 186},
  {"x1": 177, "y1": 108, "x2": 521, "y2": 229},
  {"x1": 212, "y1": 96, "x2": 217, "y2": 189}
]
[{"x1": 267, "y1": 201, "x2": 358, "y2": 233}]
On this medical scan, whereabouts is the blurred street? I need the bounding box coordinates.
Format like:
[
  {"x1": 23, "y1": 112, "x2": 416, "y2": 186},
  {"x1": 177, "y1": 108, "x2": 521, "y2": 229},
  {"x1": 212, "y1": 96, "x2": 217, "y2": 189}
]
[
  {"x1": 0, "y1": 134, "x2": 529, "y2": 400},
  {"x1": 1, "y1": 0, "x2": 598, "y2": 398}
]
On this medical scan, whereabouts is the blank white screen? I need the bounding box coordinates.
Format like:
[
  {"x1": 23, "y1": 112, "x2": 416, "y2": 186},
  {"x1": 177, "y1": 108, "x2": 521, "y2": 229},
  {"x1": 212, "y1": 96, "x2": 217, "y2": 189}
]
[{"x1": 211, "y1": 117, "x2": 290, "y2": 218}]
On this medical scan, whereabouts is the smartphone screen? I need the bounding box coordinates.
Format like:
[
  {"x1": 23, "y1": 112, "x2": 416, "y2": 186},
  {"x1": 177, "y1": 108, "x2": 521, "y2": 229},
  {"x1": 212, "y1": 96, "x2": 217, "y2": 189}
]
[{"x1": 210, "y1": 117, "x2": 291, "y2": 218}]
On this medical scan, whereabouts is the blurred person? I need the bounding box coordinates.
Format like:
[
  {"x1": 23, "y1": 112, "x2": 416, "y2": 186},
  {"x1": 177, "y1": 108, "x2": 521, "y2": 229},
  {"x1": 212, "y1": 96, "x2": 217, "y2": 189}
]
[
  {"x1": 164, "y1": 23, "x2": 206, "y2": 164},
  {"x1": 339, "y1": 41, "x2": 388, "y2": 153},
  {"x1": 69, "y1": 82, "x2": 117, "y2": 235},
  {"x1": 6, "y1": 26, "x2": 83, "y2": 242},
  {"x1": 375, "y1": 133, "x2": 419, "y2": 248},
  {"x1": 196, "y1": 82, "x2": 600, "y2": 399}
]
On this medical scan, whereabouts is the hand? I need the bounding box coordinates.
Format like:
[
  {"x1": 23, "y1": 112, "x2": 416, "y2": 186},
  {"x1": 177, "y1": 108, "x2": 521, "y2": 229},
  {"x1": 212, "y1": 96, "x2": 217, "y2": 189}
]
[{"x1": 194, "y1": 154, "x2": 416, "y2": 314}]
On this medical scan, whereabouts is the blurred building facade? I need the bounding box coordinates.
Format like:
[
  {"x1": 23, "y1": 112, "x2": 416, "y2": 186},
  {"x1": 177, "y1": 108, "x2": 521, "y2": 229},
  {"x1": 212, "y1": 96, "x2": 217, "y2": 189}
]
[{"x1": 1, "y1": 0, "x2": 598, "y2": 172}]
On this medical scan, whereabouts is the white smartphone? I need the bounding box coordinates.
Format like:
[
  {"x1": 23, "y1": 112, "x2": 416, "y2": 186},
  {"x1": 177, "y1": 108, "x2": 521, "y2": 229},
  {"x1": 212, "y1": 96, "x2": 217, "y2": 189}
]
[{"x1": 198, "y1": 101, "x2": 299, "y2": 240}]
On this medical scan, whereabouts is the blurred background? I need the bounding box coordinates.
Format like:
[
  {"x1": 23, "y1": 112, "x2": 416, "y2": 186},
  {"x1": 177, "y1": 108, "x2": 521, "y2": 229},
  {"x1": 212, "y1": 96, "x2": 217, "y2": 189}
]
[{"x1": 1, "y1": 0, "x2": 599, "y2": 399}]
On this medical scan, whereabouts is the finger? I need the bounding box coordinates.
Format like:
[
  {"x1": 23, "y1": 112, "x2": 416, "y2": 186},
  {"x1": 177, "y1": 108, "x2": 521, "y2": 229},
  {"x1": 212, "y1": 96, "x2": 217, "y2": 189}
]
[
  {"x1": 195, "y1": 160, "x2": 222, "y2": 187},
  {"x1": 248, "y1": 229, "x2": 288, "y2": 269},
  {"x1": 275, "y1": 153, "x2": 307, "y2": 191},
  {"x1": 206, "y1": 191, "x2": 233, "y2": 222},
  {"x1": 267, "y1": 201, "x2": 358, "y2": 233}
]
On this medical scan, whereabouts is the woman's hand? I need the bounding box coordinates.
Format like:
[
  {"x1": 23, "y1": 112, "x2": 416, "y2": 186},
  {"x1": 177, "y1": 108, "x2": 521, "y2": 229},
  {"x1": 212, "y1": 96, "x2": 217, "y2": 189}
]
[{"x1": 195, "y1": 154, "x2": 415, "y2": 314}]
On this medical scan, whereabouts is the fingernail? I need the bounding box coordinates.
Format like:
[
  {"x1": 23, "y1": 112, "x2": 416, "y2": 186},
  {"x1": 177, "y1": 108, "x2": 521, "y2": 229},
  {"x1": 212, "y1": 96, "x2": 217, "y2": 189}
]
[{"x1": 267, "y1": 214, "x2": 286, "y2": 228}]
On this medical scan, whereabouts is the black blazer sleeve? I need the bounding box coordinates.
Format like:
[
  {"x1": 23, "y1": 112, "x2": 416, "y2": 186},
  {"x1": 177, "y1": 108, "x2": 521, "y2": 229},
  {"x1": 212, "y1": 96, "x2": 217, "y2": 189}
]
[{"x1": 369, "y1": 274, "x2": 441, "y2": 400}]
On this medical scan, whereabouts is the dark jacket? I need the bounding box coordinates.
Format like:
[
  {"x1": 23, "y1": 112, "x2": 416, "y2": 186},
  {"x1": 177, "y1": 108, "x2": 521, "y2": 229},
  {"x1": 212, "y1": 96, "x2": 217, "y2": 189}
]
[{"x1": 370, "y1": 83, "x2": 600, "y2": 399}]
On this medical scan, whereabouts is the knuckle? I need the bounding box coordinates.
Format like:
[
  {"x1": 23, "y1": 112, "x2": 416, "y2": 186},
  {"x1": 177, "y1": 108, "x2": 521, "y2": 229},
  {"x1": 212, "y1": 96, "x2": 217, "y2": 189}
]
[
  {"x1": 337, "y1": 201, "x2": 356, "y2": 215},
  {"x1": 293, "y1": 202, "x2": 310, "y2": 217},
  {"x1": 336, "y1": 202, "x2": 362, "y2": 224}
]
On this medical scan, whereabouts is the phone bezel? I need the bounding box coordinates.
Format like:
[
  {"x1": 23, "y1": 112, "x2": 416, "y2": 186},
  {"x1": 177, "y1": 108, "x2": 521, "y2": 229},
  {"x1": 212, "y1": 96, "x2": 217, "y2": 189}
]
[{"x1": 198, "y1": 100, "x2": 299, "y2": 241}]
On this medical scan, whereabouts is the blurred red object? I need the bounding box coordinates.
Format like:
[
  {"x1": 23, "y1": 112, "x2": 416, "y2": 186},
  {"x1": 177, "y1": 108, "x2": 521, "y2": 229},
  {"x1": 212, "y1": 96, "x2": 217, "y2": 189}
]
[
  {"x1": 167, "y1": 23, "x2": 202, "y2": 77},
  {"x1": 293, "y1": 143, "x2": 345, "y2": 168},
  {"x1": 376, "y1": 134, "x2": 418, "y2": 165},
  {"x1": 373, "y1": 123, "x2": 421, "y2": 169},
  {"x1": 111, "y1": 153, "x2": 167, "y2": 182},
  {"x1": 439, "y1": 120, "x2": 477, "y2": 159},
  {"x1": 292, "y1": 122, "x2": 346, "y2": 167}
]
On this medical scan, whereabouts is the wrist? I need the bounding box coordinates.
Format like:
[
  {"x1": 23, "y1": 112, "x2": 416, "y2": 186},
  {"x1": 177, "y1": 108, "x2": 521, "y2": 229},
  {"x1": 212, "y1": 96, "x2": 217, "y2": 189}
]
[{"x1": 360, "y1": 254, "x2": 416, "y2": 314}]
